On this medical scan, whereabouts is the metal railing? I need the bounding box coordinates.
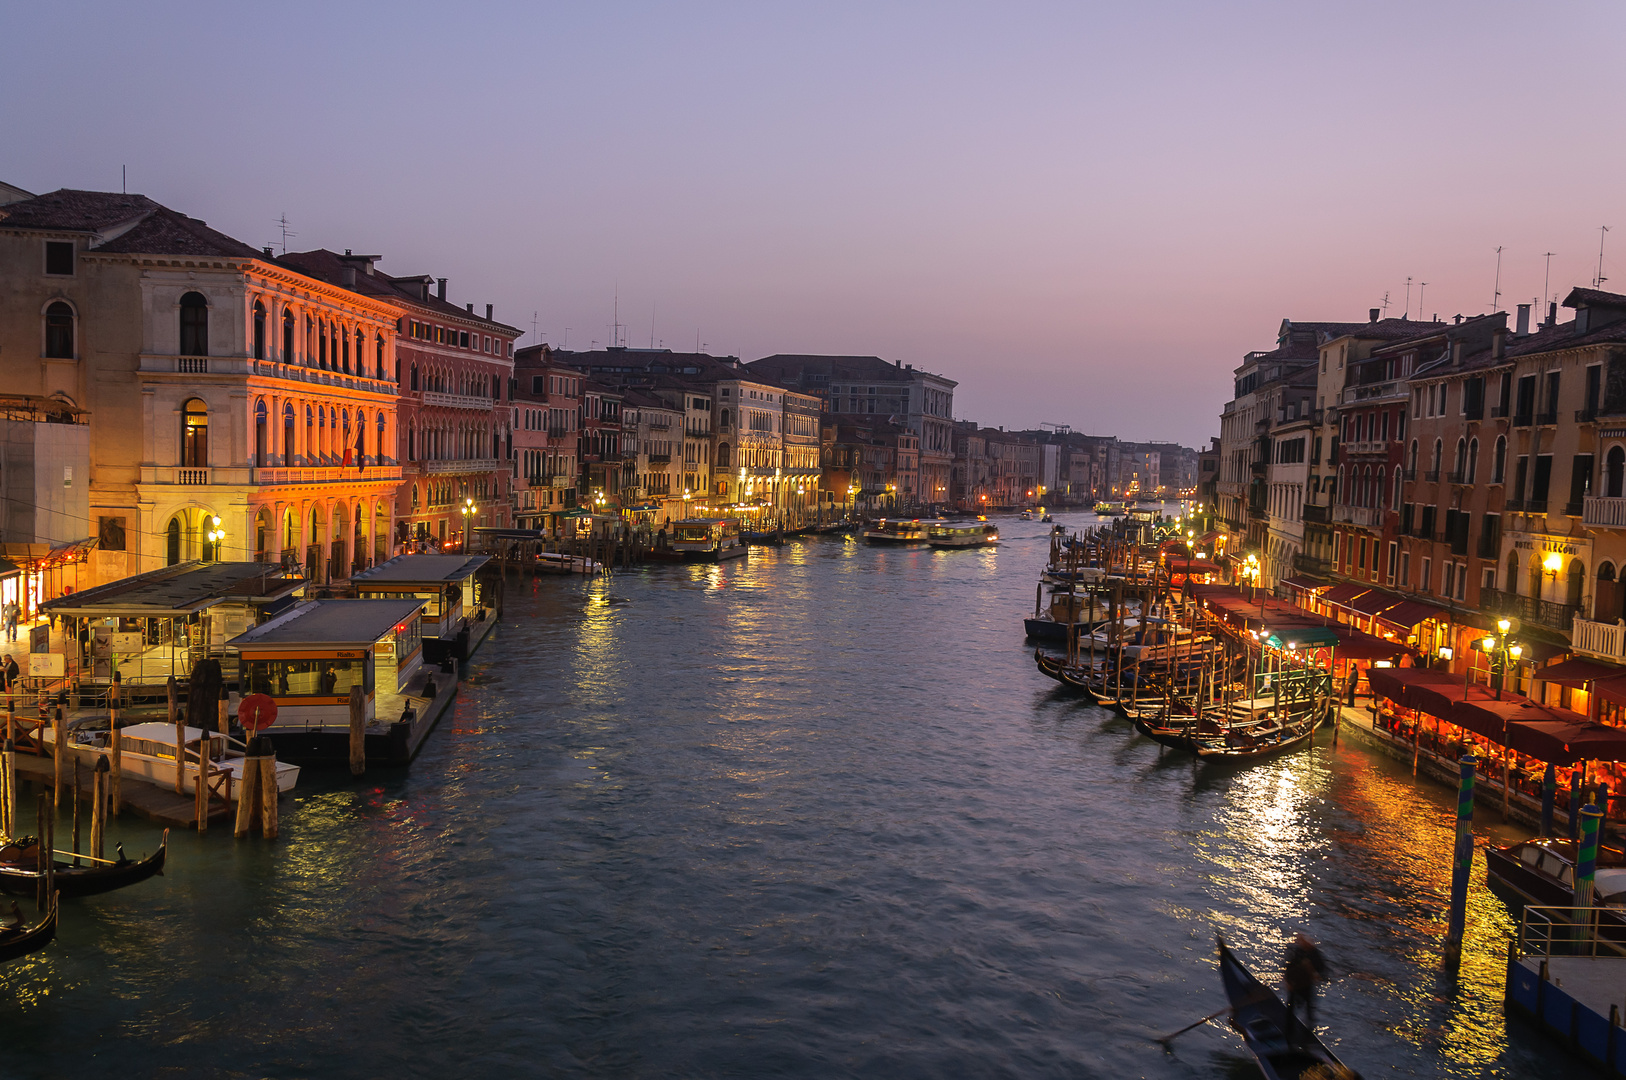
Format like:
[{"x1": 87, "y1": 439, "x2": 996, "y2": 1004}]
[
  {"x1": 1537, "y1": 410, "x2": 1559, "y2": 426},
  {"x1": 1480, "y1": 588, "x2": 1579, "y2": 632},
  {"x1": 1424, "y1": 469, "x2": 1441, "y2": 482},
  {"x1": 1513, "y1": 412, "x2": 1534, "y2": 427},
  {"x1": 1577, "y1": 408, "x2": 1599, "y2": 423},
  {"x1": 1518, "y1": 906, "x2": 1626, "y2": 959},
  {"x1": 1448, "y1": 470, "x2": 1468, "y2": 484},
  {"x1": 1491, "y1": 405, "x2": 1510, "y2": 418}
]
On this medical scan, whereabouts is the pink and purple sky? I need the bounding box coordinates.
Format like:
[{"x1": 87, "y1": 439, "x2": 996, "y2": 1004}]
[{"x1": 6, "y1": 1, "x2": 1625, "y2": 444}]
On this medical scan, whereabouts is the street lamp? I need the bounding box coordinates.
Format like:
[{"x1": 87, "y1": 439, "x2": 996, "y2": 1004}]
[
  {"x1": 460, "y1": 496, "x2": 476, "y2": 547},
  {"x1": 205, "y1": 515, "x2": 226, "y2": 561},
  {"x1": 1481, "y1": 617, "x2": 1520, "y2": 700}
]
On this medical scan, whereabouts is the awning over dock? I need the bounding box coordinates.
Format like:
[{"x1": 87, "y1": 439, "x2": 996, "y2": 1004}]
[
  {"x1": 41, "y1": 561, "x2": 302, "y2": 617},
  {"x1": 349, "y1": 554, "x2": 489, "y2": 585}
]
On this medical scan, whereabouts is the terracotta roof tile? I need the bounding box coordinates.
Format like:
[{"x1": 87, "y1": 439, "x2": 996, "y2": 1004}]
[
  {"x1": 0, "y1": 188, "x2": 158, "y2": 232},
  {"x1": 94, "y1": 207, "x2": 263, "y2": 259}
]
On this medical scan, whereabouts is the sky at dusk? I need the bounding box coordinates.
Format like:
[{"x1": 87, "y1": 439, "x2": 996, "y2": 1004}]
[{"x1": 6, "y1": 1, "x2": 1626, "y2": 445}]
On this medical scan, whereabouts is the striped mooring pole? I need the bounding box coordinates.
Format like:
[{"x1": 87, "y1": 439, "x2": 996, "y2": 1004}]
[
  {"x1": 1575, "y1": 804, "x2": 1603, "y2": 912},
  {"x1": 1445, "y1": 755, "x2": 1478, "y2": 960}
]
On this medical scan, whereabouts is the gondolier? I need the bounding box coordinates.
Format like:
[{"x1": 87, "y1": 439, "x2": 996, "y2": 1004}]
[{"x1": 1284, "y1": 933, "x2": 1329, "y2": 1026}]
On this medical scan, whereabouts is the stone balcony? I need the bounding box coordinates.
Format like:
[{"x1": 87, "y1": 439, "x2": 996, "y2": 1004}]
[
  {"x1": 139, "y1": 355, "x2": 398, "y2": 396},
  {"x1": 1332, "y1": 504, "x2": 1384, "y2": 529},
  {"x1": 1583, "y1": 496, "x2": 1626, "y2": 529},
  {"x1": 421, "y1": 390, "x2": 495, "y2": 411},
  {"x1": 141, "y1": 464, "x2": 403, "y2": 486},
  {"x1": 1572, "y1": 616, "x2": 1626, "y2": 660},
  {"x1": 425, "y1": 458, "x2": 501, "y2": 476}
]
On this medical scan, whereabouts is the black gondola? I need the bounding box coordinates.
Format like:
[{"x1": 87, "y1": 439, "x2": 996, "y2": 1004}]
[
  {"x1": 0, "y1": 894, "x2": 57, "y2": 963},
  {"x1": 0, "y1": 830, "x2": 168, "y2": 899},
  {"x1": 1217, "y1": 935, "x2": 1357, "y2": 1080}
]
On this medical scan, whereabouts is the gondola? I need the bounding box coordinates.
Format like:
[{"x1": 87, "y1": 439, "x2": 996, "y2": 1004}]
[
  {"x1": 0, "y1": 893, "x2": 57, "y2": 963},
  {"x1": 1216, "y1": 936, "x2": 1357, "y2": 1080},
  {"x1": 0, "y1": 830, "x2": 168, "y2": 899}
]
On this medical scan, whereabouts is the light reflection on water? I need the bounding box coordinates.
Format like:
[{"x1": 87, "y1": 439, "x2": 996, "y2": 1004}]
[{"x1": 0, "y1": 518, "x2": 1563, "y2": 1077}]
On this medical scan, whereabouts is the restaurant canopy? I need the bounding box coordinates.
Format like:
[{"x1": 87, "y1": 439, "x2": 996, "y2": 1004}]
[
  {"x1": 1349, "y1": 588, "x2": 1406, "y2": 616},
  {"x1": 1319, "y1": 583, "x2": 1370, "y2": 604},
  {"x1": 1376, "y1": 599, "x2": 1445, "y2": 632},
  {"x1": 1529, "y1": 658, "x2": 1623, "y2": 688}
]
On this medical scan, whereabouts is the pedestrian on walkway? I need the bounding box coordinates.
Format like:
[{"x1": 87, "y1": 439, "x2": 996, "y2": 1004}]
[
  {"x1": 1344, "y1": 665, "x2": 1359, "y2": 707},
  {"x1": 2, "y1": 600, "x2": 18, "y2": 642}
]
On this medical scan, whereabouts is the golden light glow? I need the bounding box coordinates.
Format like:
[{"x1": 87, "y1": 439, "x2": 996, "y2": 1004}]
[
  {"x1": 1497, "y1": 618, "x2": 1511, "y2": 634},
  {"x1": 1543, "y1": 552, "x2": 1563, "y2": 573},
  {"x1": 1481, "y1": 637, "x2": 1496, "y2": 651}
]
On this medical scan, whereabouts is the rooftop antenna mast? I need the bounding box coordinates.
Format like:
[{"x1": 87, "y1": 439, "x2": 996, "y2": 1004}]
[
  {"x1": 531, "y1": 311, "x2": 539, "y2": 340},
  {"x1": 1404, "y1": 277, "x2": 1413, "y2": 319},
  {"x1": 1418, "y1": 281, "x2": 1429, "y2": 320},
  {"x1": 276, "y1": 214, "x2": 296, "y2": 255},
  {"x1": 1597, "y1": 226, "x2": 1611, "y2": 288},
  {"x1": 1543, "y1": 251, "x2": 1556, "y2": 305},
  {"x1": 612, "y1": 286, "x2": 622, "y2": 347},
  {"x1": 1492, "y1": 246, "x2": 1504, "y2": 312},
  {"x1": 1381, "y1": 291, "x2": 1390, "y2": 317}
]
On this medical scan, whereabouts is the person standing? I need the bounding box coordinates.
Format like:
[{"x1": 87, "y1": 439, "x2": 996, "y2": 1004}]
[
  {"x1": 2, "y1": 600, "x2": 17, "y2": 643},
  {"x1": 1284, "y1": 932, "x2": 1329, "y2": 1028}
]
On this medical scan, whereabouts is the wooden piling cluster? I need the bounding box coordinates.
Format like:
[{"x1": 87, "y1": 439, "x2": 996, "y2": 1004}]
[{"x1": 232, "y1": 738, "x2": 279, "y2": 840}]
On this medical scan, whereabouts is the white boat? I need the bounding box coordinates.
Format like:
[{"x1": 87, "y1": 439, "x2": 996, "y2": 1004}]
[
  {"x1": 928, "y1": 521, "x2": 999, "y2": 548},
  {"x1": 863, "y1": 518, "x2": 941, "y2": 545},
  {"x1": 54, "y1": 721, "x2": 300, "y2": 801},
  {"x1": 671, "y1": 518, "x2": 747, "y2": 560}
]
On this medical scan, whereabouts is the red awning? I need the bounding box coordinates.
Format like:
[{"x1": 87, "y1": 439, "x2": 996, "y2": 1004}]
[
  {"x1": 1279, "y1": 575, "x2": 1321, "y2": 591},
  {"x1": 1376, "y1": 600, "x2": 1446, "y2": 631},
  {"x1": 1506, "y1": 719, "x2": 1626, "y2": 766},
  {"x1": 1595, "y1": 674, "x2": 1626, "y2": 709},
  {"x1": 1327, "y1": 628, "x2": 1411, "y2": 661},
  {"x1": 1349, "y1": 588, "x2": 1405, "y2": 616},
  {"x1": 1320, "y1": 584, "x2": 1370, "y2": 604},
  {"x1": 1368, "y1": 666, "x2": 1468, "y2": 715},
  {"x1": 1194, "y1": 531, "x2": 1224, "y2": 545},
  {"x1": 1530, "y1": 658, "x2": 1624, "y2": 687}
]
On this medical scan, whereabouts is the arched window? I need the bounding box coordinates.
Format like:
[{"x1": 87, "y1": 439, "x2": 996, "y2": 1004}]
[
  {"x1": 283, "y1": 309, "x2": 295, "y2": 362},
  {"x1": 1493, "y1": 436, "x2": 1507, "y2": 484},
  {"x1": 407, "y1": 425, "x2": 415, "y2": 461},
  {"x1": 1569, "y1": 558, "x2": 1586, "y2": 608},
  {"x1": 717, "y1": 443, "x2": 732, "y2": 468},
  {"x1": 306, "y1": 405, "x2": 315, "y2": 460},
  {"x1": 179, "y1": 292, "x2": 209, "y2": 356},
  {"x1": 254, "y1": 399, "x2": 268, "y2": 467},
  {"x1": 1392, "y1": 469, "x2": 1403, "y2": 510},
  {"x1": 1407, "y1": 440, "x2": 1418, "y2": 474},
  {"x1": 377, "y1": 412, "x2": 386, "y2": 462},
  {"x1": 354, "y1": 410, "x2": 366, "y2": 464},
  {"x1": 341, "y1": 326, "x2": 351, "y2": 374},
  {"x1": 1431, "y1": 438, "x2": 1443, "y2": 472},
  {"x1": 1507, "y1": 552, "x2": 1520, "y2": 595},
  {"x1": 253, "y1": 301, "x2": 267, "y2": 360},
  {"x1": 181, "y1": 398, "x2": 208, "y2": 467},
  {"x1": 1467, "y1": 438, "x2": 1479, "y2": 484},
  {"x1": 166, "y1": 517, "x2": 182, "y2": 566},
  {"x1": 283, "y1": 402, "x2": 296, "y2": 465},
  {"x1": 1377, "y1": 467, "x2": 1387, "y2": 509},
  {"x1": 1529, "y1": 553, "x2": 1544, "y2": 602},
  {"x1": 376, "y1": 335, "x2": 386, "y2": 380},
  {"x1": 1453, "y1": 438, "x2": 1467, "y2": 477},
  {"x1": 719, "y1": 408, "x2": 731, "y2": 431},
  {"x1": 1609, "y1": 446, "x2": 1626, "y2": 499},
  {"x1": 318, "y1": 321, "x2": 329, "y2": 369},
  {"x1": 44, "y1": 301, "x2": 74, "y2": 358},
  {"x1": 411, "y1": 363, "x2": 419, "y2": 391}
]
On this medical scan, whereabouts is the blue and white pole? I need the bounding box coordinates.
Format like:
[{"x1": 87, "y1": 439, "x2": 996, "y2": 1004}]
[{"x1": 1445, "y1": 755, "x2": 1477, "y2": 960}]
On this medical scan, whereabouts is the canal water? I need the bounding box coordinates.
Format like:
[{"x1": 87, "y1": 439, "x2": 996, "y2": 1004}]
[{"x1": 3, "y1": 514, "x2": 1564, "y2": 1078}]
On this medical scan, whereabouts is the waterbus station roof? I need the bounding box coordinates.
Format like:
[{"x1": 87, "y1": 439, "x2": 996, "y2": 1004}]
[
  {"x1": 228, "y1": 599, "x2": 424, "y2": 650},
  {"x1": 41, "y1": 561, "x2": 303, "y2": 617},
  {"x1": 349, "y1": 554, "x2": 489, "y2": 585}
]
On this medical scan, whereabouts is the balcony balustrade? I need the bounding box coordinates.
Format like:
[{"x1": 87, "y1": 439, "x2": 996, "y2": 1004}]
[
  {"x1": 422, "y1": 390, "x2": 495, "y2": 411},
  {"x1": 1574, "y1": 616, "x2": 1626, "y2": 660},
  {"x1": 1578, "y1": 408, "x2": 1600, "y2": 423},
  {"x1": 1423, "y1": 469, "x2": 1440, "y2": 483},
  {"x1": 1537, "y1": 410, "x2": 1559, "y2": 426},
  {"x1": 1584, "y1": 496, "x2": 1626, "y2": 528},
  {"x1": 1332, "y1": 504, "x2": 1383, "y2": 528},
  {"x1": 425, "y1": 458, "x2": 500, "y2": 476}
]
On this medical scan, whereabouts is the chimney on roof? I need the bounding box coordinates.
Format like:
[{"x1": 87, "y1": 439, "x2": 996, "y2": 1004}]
[
  {"x1": 466, "y1": 303, "x2": 474, "y2": 313},
  {"x1": 262, "y1": 246, "x2": 273, "y2": 258},
  {"x1": 341, "y1": 266, "x2": 356, "y2": 288},
  {"x1": 345, "y1": 249, "x2": 352, "y2": 256},
  {"x1": 1516, "y1": 304, "x2": 1531, "y2": 335},
  {"x1": 1454, "y1": 314, "x2": 1463, "y2": 325},
  {"x1": 437, "y1": 278, "x2": 447, "y2": 301},
  {"x1": 1369, "y1": 308, "x2": 1380, "y2": 322},
  {"x1": 486, "y1": 304, "x2": 493, "y2": 320},
  {"x1": 1548, "y1": 301, "x2": 1559, "y2": 327}
]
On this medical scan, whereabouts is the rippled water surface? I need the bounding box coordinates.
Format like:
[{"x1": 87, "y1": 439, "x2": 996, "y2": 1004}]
[{"x1": 3, "y1": 515, "x2": 1563, "y2": 1077}]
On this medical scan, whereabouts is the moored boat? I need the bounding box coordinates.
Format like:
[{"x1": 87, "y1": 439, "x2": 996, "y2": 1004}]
[
  {"x1": 1485, "y1": 836, "x2": 1626, "y2": 913},
  {"x1": 54, "y1": 721, "x2": 300, "y2": 800},
  {"x1": 671, "y1": 518, "x2": 748, "y2": 560},
  {"x1": 0, "y1": 831, "x2": 168, "y2": 899},
  {"x1": 0, "y1": 894, "x2": 57, "y2": 964},
  {"x1": 1217, "y1": 936, "x2": 1358, "y2": 1080}
]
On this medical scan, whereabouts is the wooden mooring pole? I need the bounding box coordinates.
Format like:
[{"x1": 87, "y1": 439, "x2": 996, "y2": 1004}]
[
  {"x1": 51, "y1": 705, "x2": 63, "y2": 809},
  {"x1": 168, "y1": 676, "x2": 183, "y2": 794},
  {"x1": 90, "y1": 756, "x2": 108, "y2": 862},
  {"x1": 348, "y1": 684, "x2": 366, "y2": 776}
]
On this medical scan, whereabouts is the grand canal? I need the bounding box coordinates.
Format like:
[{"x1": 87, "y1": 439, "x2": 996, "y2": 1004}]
[{"x1": 2, "y1": 514, "x2": 1563, "y2": 1077}]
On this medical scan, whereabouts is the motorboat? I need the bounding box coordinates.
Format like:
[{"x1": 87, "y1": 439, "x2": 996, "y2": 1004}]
[
  {"x1": 928, "y1": 521, "x2": 999, "y2": 549},
  {"x1": 52, "y1": 721, "x2": 300, "y2": 801}
]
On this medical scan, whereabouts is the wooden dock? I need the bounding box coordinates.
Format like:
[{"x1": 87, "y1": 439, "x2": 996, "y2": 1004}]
[{"x1": 10, "y1": 749, "x2": 230, "y2": 828}]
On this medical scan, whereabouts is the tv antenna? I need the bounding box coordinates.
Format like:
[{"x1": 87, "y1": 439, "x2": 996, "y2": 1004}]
[
  {"x1": 1380, "y1": 291, "x2": 1390, "y2": 317},
  {"x1": 275, "y1": 213, "x2": 296, "y2": 255},
  {"x1": 1404, "y1": 277, "x2": 1413, "y2": 319},
  {"x1": 531, "y1": 311, "x2": 539, "y2": 340},
  {"x1": 1418, "y1": 282, "x2": 1429, "y2": 320},
  {"x1": 1543, "y1": 251, "x2": 1556, "y2": 306},
  {"x1": 1597, "y1": 226, "x2": 1611, "y2": 288},
  {"x1": 1492, "y1": 246, "x2": 1504, "y2": 312}
]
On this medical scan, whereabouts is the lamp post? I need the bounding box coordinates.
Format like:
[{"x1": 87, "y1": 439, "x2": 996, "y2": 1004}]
[
  {"x1": 460, "y1": 496, "x2": 475, "y2": 549},
  {"x1": 205, "y1": 515, "x2": 226, "y2": 562},
  {"x1": 1481, "y1": 617, "x2": 1521, "y2": 701}
]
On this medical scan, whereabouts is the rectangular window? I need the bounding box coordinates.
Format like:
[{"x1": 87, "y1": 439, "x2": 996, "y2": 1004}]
[
  {"x1": 1532, "y1": 454, "x2": 1553, "y2": 503},
  {"x1": 1456, "y1": 564, "x2": 1466, "y2": 601},
  {"x1": 44, "y1": 241, "x2": 73, "y2": 275},
  {"x1": 459, "y1": 331, "x2": 469, "y2": 348},
  {"x1": 1387, "y1": 541, "x2": 1398, "y2": 583},
  {"x1": 1515, "y1": 374, "x2": 1536, "y2": 421},
  {"x1": 1514, "y1": 455, "x2": 1529, "y2": 501},
  {"x1": 1421, "y1": 557, "x2": 1432, "y2": 594},
  {"x1": 1444, "y1": 563, "x2": 1456, "y2": 599},
  {"x1": 1483, "y1": 567, "x2": 1496, "y2": 591},
  {"x1": 1400, "y1": 551, "x2": 1411, "y2": 587},
  {"x1": 1358, "y1": 537, "x2": 1368, "y2": 571},
  {"x1": 1569, "y1": 454, "x2": 1594, "y2": 513},
  {"x1": 1586, "y1": 364, "x2": 1603, "y2": 415}
]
